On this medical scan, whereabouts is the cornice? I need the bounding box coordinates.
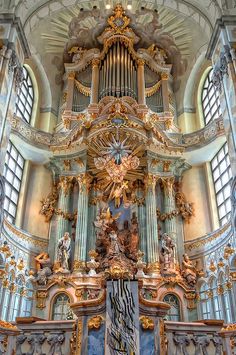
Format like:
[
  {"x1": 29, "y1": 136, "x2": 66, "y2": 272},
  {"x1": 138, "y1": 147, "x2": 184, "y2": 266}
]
[{"x1": 206, "y1": 15, "x2": 236, "y2": 59}]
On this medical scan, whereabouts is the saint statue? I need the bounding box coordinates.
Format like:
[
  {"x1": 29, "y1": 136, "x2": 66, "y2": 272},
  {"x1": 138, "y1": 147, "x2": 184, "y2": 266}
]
[
  {"x1": 57, "y1": 232, "x2": 71, "y2": 271},
  {"x1": 182, "y1": 253, "x2": 197, "y2": 287},
  {"x1": 35, "y1": 253, "x2": 52, "y2": 285},
  {"x1": 160, "y1": 233, "x2": 175, "y2": 272}
]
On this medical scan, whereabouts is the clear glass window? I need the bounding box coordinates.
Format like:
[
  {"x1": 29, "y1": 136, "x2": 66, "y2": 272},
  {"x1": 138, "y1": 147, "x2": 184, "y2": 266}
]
[
  {"x1": 202, "y1": 68, "x2": 222, "y2": 125},
  {"x1": 211, "y1": 142, "x2": 232, "y2": 226},
  {"x1": 15, "y1": 67, "x2": 34, "y2": 124},
  {"x1": 163, "y1": 294, "x2": 181, "y2": 321},
  {"x1": 52, "y1": 293, "x2": 71, "y2": 320},
  {"x1": 4, "y1": 141, "x2": 25, "y2": 223}
]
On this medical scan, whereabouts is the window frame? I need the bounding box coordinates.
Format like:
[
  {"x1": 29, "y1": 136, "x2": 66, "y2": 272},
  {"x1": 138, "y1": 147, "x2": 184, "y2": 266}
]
[
  {"x1": 14, "y1": 66, "x2": 34, "y2": 124},
  {"x1": 4, "y1": 141, "x2": 25, "y2": 224},
  {"x1": 201, "y1": 68, "x2": 222, "y2": 126},
  {"x1": 211, "y1": 142, "x2": 232, "y2": 226}
]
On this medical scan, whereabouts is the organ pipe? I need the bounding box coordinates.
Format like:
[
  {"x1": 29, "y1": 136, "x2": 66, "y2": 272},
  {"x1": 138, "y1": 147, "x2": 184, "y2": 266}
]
[{"x1": 99, "y1": 41, "x2": 137, "y2": 99}]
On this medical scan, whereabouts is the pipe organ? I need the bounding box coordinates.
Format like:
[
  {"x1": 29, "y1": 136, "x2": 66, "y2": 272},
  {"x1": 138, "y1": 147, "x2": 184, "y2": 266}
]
[{"x1": 99, "y1": 41, "x2": 137, "y2": 99}]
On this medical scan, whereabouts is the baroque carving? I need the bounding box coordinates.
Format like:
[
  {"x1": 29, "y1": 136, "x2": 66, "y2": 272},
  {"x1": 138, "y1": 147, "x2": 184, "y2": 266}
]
[
  {"x1": 39, "y1": 184, "x2": 58, "y2": 222},
  {"x1": 139, "y1": 316, "x2": 154, "y2": 330}
]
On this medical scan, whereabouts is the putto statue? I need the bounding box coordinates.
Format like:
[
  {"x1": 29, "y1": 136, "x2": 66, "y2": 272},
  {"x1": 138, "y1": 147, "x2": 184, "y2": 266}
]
[
  {"x1": 35, "y1": 253, "x2": 52, "y2": 285},
  {"x1": 160, "y1": 233, "x2": 176, "y2": 273},
  {"x1": 56, "y1": 232, "x2": 71, "y2": 272},
  {"x1": 181, "y1": 253, "x2": 197, "y2": 287}
]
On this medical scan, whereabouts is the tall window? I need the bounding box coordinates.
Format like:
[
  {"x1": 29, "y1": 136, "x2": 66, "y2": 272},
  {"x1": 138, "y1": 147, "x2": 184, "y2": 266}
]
[
  {"x1": 52, "y1": 293, "x2": 71, "y2": 320},
  {"x1": 163, "y1": 294, "x2": 181, "y2": 321},
  {"x1": 211, "y1": 142, "x2": 232, "y2": 226},
  {"x1": 4, "y1": 141, "x2": 25, "y2": 223},
  {"x1": 199, "y1": 283, "x2": 211, "y2": 319},
  {"x1": 15, "y1": 66, "x2": 34, "y2": 124},
  {"x1": 202, "y1": 68, "x2": 222, "y2": 125}
]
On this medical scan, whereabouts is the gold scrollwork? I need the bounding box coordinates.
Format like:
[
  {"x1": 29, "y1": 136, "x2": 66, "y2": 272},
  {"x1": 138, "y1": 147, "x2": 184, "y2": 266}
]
[
  {"x1": 145, "y1": 80, "x2": 161, "y2": 97},
  {"x1": 88, "y1": 315, "x2": 103, "y2": 330},
  {"x1": 74, "y1": 79, "x2": 91, "y2": 97},
  {"x1": 140, "y1": 316, "x2": 154, "y2": 330},
  {"x1": 36, "y1": 291, "x2": 48, "y2": 309}
]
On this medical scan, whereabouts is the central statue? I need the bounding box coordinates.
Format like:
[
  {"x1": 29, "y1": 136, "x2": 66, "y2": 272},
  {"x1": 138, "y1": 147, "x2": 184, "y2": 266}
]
[{"x1": 94, "y1": 209, "x2": 139, "y2": 273}]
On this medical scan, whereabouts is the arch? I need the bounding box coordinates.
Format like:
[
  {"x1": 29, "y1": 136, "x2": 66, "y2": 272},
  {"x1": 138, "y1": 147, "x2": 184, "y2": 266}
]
[
  {"x1": 201, "y1": 68, "x2": 222, "y2": 126},
  {"x1": 15, "y1": 66, "x2": 34, "y2": 125},
  {"x1": 163, "y1": 293, "x2": 181, "y2": 321},
  {"x1": 50, "y1": 291, "x2": 73, "y2": 321}
]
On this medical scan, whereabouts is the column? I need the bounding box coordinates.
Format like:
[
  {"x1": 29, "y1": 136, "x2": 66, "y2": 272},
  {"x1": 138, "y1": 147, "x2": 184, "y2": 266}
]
[
  {"x1": 145, "y1": 174, "x2": 159, "y2": 265},
  {"x1": 90, "y1": 59, "x2": 100, "y2": 105},
  {"x1": 161, "y1": 72, "x2": 170, "y2": 112},
  {"x1": 137, "y1": 182, "x2": 147, "y2": 260},
  {"x1": 54, "y1": 176, "x2": 73, "y2": 259},
  {"x1": 66, "y1": 71, "x2": 75, "y2": 111},
  {"x1": 137, "y1": 59, "x2": 146, "y2": 106},
  {"x1": 74, "y1": 174, "x2": 90, "y2": 263},
  {"x1": 86, "y1": 182, "x2": 99, "y2": 257},
  {"x1": 161, "y1": 177, "x2": 178, "y2": 261}
]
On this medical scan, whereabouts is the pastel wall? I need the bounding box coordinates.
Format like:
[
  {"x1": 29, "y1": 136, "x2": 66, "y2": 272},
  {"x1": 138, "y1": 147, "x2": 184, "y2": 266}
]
[
  {"x1": 182, "y1": 165, "x2": 212, "y2": 241},
  {"x1": 21, "y1": 163, "x2": 52, "y2": 238}
]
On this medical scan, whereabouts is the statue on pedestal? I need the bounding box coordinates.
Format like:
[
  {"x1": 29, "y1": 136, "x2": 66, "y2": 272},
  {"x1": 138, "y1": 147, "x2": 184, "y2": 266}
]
[
  {"x1": 181, "y1": 253, "x2": 197, "y2": 287},
  {"x1": 57, "y1": 232, "x2": 71, "y2": 272},
  {"x1": 35, "y1": 253, "x2": 52, "y2": 285},
  {"x1": 160, "y1": 233, "x2": 175, "y2": 273}
]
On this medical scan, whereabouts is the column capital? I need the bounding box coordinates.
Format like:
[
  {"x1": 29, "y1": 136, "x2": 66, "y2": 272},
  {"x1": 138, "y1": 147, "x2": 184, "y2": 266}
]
[
  {"x1": 77, "y1": 173, "x2": 92, "y2": 192},
  {"x1": 92, "y1": 58, "x2": 100, "y2": 68},
  {"x1": 58, "y1": 176, "x2": 74, "y2": 195},
  {"x1": 144, "y1": 173, "x2": 157, "y2": 191},
  {"x1": 161, "y1": 72, "x2": 169, "y2": 80},
  {"x1": 137, "y1": 58, "x2": 145, "y2": 66},
  {"x1": 68, "y1": 71, "x2": 76, "y2": 79},
  {"x1": 160, "y1": 176, "x2": 175, "y2": 196}
]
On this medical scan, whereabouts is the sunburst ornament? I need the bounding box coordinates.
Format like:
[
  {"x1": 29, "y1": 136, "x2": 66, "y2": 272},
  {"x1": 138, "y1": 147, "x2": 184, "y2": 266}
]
[{"x1": 94, "y1": 134, "x2": 139, "y2": 183}]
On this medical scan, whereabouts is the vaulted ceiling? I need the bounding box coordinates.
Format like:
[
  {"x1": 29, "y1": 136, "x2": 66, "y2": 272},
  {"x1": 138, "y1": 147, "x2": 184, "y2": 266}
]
[{"x1": 1, "y1": 0, "x2": 235, "y2": 113}]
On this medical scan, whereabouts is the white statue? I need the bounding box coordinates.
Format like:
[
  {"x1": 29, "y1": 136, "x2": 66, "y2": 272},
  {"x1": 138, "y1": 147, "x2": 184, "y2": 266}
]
[
  {"x1": 57, "y1": 232, "x2": 71, "y2": 271},
  {"x1": 160, "y1": 233, "x2": 175, "y2": 272}
]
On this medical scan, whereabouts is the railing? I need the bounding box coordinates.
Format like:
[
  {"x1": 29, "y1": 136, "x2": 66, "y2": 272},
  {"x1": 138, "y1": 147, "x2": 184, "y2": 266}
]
[
  {"x1": 165, "y1": 320, "x2": 224, "y2": 355},
  {"x1": 15, "y1": 318, "x2": 75, "y2": 355}
]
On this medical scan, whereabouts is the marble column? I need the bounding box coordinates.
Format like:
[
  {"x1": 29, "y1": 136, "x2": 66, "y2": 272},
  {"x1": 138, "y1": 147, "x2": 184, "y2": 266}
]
[
  {"x1": 86, "y1": 182, "x2": 100, "y2": 257},
  {"x1": 161, "y1": 72, "x2": 170, "y2": 112},
  {"x1": 55, "y1": 176, "x2": 73, "y2": 259},
  {"x1": 90, "y1": 59, "x2": 100, "y2": 105},
  {"x1": 65, "y1": 71, "x2": 75, "y2": 112},
  {"x1": 137, "y1": 183, "x2": 147, "y2": 260},
  {"x1": 74, "y1": 174, "x2": 90, "y2": 263},
  {"x1": 137, "y1": 59, "x2": 146, "y2": 106},
  {"x1": 145, "y1": 174, "x2": 159, "y2": 266},
  {"x1": 161, "y1": 177, "x2": 178, "y2": 261}
]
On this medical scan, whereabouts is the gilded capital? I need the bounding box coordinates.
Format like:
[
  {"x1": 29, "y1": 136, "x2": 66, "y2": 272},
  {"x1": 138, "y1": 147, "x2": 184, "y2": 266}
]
[
  {"x1": 77, "y1": 173, "x2": 92, "y2": 192},
  {"x1": 161, "y1": 72, "x2": 169, "y2": 80},
  {"x1": 92, "y1": 59, "x2": 100, "y2": 68},
  {"x1": 137, "y1": 58, "x2": 145, "y2": 66},
  {"x1": 58, "y1": 176, "x2": 74, "y2": 195},
  {"x1": 144, "y1": 174, "x2": 157, "y2": 191},
  {"x1": 68, "y1": 71, "x2": 75, "y2": 79},
  {"x1": 161, "y1": 177, "x2": 175, "y2": 196}
]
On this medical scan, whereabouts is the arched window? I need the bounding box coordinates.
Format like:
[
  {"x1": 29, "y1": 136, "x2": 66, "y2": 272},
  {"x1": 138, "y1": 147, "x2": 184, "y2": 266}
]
[
  {"x1": 4, "y1": 141, "x2": 25, "y2": 223},
  {"x1": 52, "y1": 293, "x2": 71, "y2": 320},
  {"x1": 202, "y1": 68, "x2": 222, "y2": 125},
  {"x1": 211, "y1": 142, "x2": 232, "y2": 226},
  {"x1": 199, "y1": 282, "x2": 211, "y2": 319},
  {"x1": 211, "y1": 278, "x2": 222, "y2": 320},
  {"x1": 163, "y1": 294, "x2": 181, "y2": 321},
  {"x1": 21, "y1": 281, "x2": 34, "y2": 318},
  {"x1": 15, "y1": 66, "x2": 34, "y2": 124}
]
